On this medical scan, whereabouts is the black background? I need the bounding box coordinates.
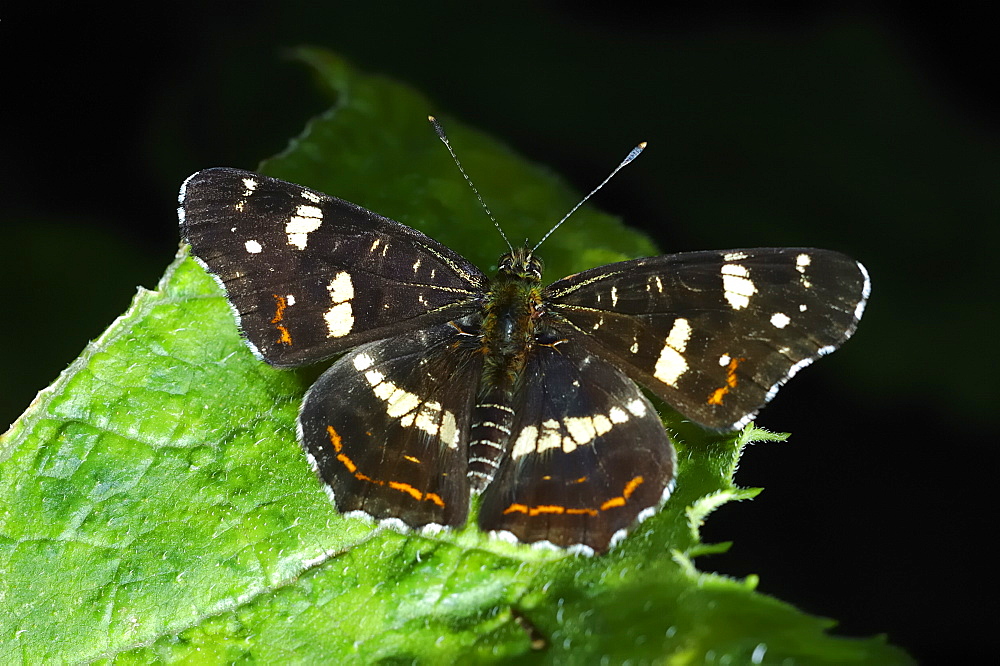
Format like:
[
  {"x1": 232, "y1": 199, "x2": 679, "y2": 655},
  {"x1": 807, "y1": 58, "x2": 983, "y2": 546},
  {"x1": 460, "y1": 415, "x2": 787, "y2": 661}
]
[{"x1": 2, "y1": 3, "x2": 995, "y2": 662}]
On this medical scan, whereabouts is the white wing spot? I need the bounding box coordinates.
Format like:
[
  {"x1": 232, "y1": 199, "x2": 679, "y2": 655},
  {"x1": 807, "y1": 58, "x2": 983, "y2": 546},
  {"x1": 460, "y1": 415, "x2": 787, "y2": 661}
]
[
  {"x1": 286, "y1": 294, "x2": 296, "y2": 306},
  {"x1": 241, "y1": 178, "x2": 258, "y2": 196},
  {"x1": 719, "y1": 353, "x2": 732, "y2": 367},
  {"x1": 244, "y1": 239, "x2": 262, "y2": 254},
  {"x1": 666, "y1": 317, "x2": 691, "y2": 350},
  {"x1": 324, "y1": 272, "x2": 354, "y2": 337},
  {"x1": 327, "y1": 271, "x2": 354, "y2": 303},
  {"x1": 358, "y1": 356, "x2": 459, "y2": 447},
  {"x1": 324, "y1": 302, "x2": 353, "y2": 337},
  {"x1": 353, "y1": 353, "x2": 374, "y2": 371},
  {"x1": 439, "y1": 413, "x2": 459, "y2": 449},
  {"x1": 512, "y1": 420, "x2": 559, "y2": 458},
  {"x1": 536, "y1": 420, "x2": 562, "y2": 455},
  {"x1": 611, "y1": 286, "x2": 619, "y2": 307},
  {"x1": 721, "y1": 263, "x2": 756, "y2": 309},
  {"x1": 381, "y1": 384, "x2": 420, "y2": 418},
  {"x1": 286, "y1": 205, "x2": 323, "y2": 249},
  {"x1": 799, "y1": 303, "x2": 808, "y2": 312},
  {"x1": 796, "y1": 253, "x2": 813, "y2": 288},
  {"x1": 511, "y1": 426, "x2": 538, "y2": 459},
  {"x1": 625, "y1": 399, "x2": 647, "y2": 417},
  {"x1": 511, "y1": 405, "x2": 637, "y2": 459},
  {"x1": 653, "y1": 317, "x2": 692, "y2": 386},
  {"x1": 592, "y1": 414, "x2": 613, "y2": 436},
  {"x1": 771, "y1": 312, "x2": 791, "y2": 328},
  {"x1": 563, "y1": 413, "x2": 617, "y2": 450},
  {"x1": 724, "y1": 251, "x2": 748, "y2": 261},
  {"x1": 301, "y1": 190, "x2": 322, "y2": 203},
  {"x1": 564, "y1": 417, "x2": 596, "y2": 449}
]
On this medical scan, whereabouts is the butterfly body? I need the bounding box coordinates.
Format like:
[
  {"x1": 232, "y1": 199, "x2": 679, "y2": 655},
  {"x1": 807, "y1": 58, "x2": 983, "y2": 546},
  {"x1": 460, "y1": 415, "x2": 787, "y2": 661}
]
[
  {"x1": 468, "y1": 253, "x2": 543, "y2": 492},
  {"x1": 479, "y1": 249, "x2": 543, "y2": 390},
  {"x1": 179, "y1": 166, "x2": 869, "y2": 554}
]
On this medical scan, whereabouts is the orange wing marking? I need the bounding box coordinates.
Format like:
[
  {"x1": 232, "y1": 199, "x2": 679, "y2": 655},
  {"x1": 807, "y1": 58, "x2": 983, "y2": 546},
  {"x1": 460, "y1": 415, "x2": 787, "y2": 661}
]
[
  {"x1": 271, "y1": 294, "x2": 293, "y2": 345},
  {"x1": 503, "y1": 503, "x2": 598, "y2": 517},
  {"x1": 325, "y1": 426, "x2": 445, "y2": 508},
  {"x1": 503, "y1": 475, "x2": 645, "y2": 517},
  {"x1": 707, "y1": 356, "x2": 745, "y2": 405}
]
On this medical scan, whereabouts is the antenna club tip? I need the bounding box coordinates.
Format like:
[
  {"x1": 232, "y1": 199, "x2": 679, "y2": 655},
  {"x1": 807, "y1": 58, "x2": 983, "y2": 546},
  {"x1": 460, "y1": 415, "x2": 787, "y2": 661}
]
[
  {"x1": 429, "y1": 116, "x2": 447, "y2": 141},
  {"x1": 638, "y1": 141, "x2": 648, "y2": 149}
]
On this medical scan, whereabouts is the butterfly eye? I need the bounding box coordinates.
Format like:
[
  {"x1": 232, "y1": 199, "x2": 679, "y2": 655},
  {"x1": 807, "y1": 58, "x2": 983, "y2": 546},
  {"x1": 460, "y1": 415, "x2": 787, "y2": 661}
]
[{"x1": 527, "y1": 255, "x2": 544, "y2": 280}]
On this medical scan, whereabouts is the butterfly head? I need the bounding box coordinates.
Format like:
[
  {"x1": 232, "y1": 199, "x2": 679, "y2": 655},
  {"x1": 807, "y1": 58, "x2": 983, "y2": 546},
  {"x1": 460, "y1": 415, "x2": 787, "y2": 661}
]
[{"x1": 497, "y1": 246, "x2": 544, "y2": 281}]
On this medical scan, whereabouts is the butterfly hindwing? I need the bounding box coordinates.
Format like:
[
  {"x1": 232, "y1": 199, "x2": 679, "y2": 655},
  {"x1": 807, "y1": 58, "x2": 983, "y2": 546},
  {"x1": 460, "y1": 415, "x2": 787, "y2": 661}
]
[
  {"x1": 478, "y1": 333, "x2": 675, "y2": 552},
  {"x1": 179, "y1": 168, "x2": 485, "y2": 366},
  {"x1": 298, "y1": 319, "x2": 483, "y2": 529},
  {"x1": 545, "y1": 248, "x2": 869, "y2": 429}
]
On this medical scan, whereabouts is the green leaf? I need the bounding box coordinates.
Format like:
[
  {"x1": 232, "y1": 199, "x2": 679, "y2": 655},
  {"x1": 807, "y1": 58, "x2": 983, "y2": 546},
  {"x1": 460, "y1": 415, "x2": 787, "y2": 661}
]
[{"x1": 0, "y1": 49, "x2": 911, "y2": 664}]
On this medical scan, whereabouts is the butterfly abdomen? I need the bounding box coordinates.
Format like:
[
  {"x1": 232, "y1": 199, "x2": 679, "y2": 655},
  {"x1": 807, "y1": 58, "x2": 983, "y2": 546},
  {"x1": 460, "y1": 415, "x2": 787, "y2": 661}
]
[{"x1": 468, "y1": 389, "x2": 516, "y2": 492}]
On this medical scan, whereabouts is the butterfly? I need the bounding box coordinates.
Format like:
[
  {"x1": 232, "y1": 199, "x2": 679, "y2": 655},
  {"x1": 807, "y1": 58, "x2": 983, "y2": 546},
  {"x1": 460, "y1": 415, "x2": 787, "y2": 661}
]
[{"x1": 178, "y1": 127, "x2": 869, "y2": 554}]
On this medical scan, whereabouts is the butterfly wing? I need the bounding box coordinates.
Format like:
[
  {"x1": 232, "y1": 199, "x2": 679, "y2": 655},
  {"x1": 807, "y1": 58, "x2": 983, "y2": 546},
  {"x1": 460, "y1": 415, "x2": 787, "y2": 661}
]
[
  {"x1": 478, "y1": 333, "x2": 675, "y2": 553},
  {"x1": 179, "y1": 168, "x2": 486, "y2": 366},
  {"x1": 298, "y1": 319, "x2": 484, "y2": 529},
  {"x1": 545, "y1": 248, "x2": 869, "y2": 429}
]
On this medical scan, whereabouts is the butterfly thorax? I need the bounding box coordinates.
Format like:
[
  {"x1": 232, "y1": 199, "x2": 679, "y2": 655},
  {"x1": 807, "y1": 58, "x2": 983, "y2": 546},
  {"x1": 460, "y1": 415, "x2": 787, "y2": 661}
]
[
  {"x1": 479, "y1": 248, "x2": 545, "y2": 389},
  {"x1": 467, "y1": 248, "x2": 546, "y2": 491}
]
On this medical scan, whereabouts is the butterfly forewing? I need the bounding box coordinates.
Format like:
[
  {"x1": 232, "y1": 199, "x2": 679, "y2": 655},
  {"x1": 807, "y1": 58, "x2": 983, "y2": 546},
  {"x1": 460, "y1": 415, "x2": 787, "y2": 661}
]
[
  {"x1": 298, "y1": 320, "x2": 483, "y2": 529},
  {"x1": 179, "y1": 168, "x2": 485, "y2": 366},
  {"x1": 478, "y1": 335, "x2": 675, "y2": 551},
  {"x1": 545, "y1": 248, "x2": 869, "y2": 429}
]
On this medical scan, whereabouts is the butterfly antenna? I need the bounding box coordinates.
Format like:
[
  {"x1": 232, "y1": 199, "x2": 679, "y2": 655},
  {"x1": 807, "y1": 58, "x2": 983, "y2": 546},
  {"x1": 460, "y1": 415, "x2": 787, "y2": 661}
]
[
  {"x1": 429, "y1": 116, "x2": 512, "y2": 252},
  {"x1": 532, "y1": 141, "x2": 646, "y2": 252}
]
